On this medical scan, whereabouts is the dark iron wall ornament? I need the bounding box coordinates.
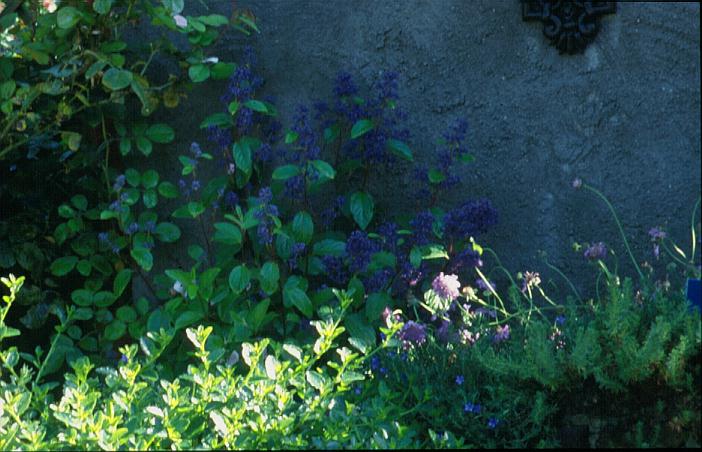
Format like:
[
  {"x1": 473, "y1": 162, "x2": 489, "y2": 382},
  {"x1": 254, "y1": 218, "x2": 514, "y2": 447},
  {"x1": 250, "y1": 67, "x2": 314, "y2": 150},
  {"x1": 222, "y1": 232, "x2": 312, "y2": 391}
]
[{"x1": 522, "y1": 1, "x2": 616, "y2": 55}]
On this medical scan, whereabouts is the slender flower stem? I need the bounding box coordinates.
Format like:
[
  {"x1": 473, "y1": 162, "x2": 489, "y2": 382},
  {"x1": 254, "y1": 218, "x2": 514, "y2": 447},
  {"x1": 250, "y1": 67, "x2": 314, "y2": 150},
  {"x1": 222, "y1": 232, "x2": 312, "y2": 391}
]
[{"x1": 583, "y1": 183, "x2": 645, "y2": 281}]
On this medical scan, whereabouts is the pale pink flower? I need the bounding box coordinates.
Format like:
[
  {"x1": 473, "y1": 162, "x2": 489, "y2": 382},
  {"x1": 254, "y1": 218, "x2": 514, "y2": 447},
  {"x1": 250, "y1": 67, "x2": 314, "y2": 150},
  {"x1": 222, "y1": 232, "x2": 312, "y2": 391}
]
[{"x1": 173, "y1": 14, "x2": 188, "y2": 28}]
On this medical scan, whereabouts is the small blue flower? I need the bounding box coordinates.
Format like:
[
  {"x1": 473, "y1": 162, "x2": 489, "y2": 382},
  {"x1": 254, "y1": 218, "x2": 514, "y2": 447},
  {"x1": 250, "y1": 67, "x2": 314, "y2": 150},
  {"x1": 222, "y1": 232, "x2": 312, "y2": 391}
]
[
  {"x1": 370, "y1": 356, "x2": 381, "y2": 371},
  {"x1": 354, "y1": 386, "x2": 362, "y2": 395},
  {"x1": 119, "y1": 354, "x2": 129, "y2": 364},
  {"x1": 555, "y1": 315, "x2": 566, "y2": 326},
  {"x1": 455, "y1": 375, "x2": 465, "y2": 385},
  {"x1": 125, "y1": 222, "x2": 139, "y2": 235},
  {"x1": 487, "y1": 417, "x2": 500, "y2": 429},
  {"x1": 98, "y1": 232, "x2": 109, "y2": 243}
]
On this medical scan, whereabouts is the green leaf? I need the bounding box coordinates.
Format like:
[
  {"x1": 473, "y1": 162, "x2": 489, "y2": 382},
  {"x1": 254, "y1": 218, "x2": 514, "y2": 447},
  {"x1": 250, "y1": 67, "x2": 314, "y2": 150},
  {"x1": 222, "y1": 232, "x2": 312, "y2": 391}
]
[
  {"x1": 131, "y1": 247, "x2": 153, "y2": 272},
  {"x1": 50, "y1": 256, "x2": 78, "y2": 276},
  {"x1": 428, "y1": 169, "x2": 446, "y2": 184},
  {"x1": 306, "y1": 370, "x2": 326, "y2": 391},
  {"x1": 284, "y1": 131, "x2": 298, "y2": 144},
  {"x1": 158, "y1": 181, "x2": 179, "y2": 198},
  {"x1": 350, "y1": 191, "x2": 374, "y2": 230},
  {"x1": 188, "y1": 64, "x2": 210, "y2": 82},
  {"x1": 292, "y1": 211, "x2": 314, "y2": 244},
  {"x1": 136, "y1": 136, "x2": 152, "y2": 156},
  {"x1": 58, "y1": 204, "x2": 75, "y2": 219},
  {"x1": 243, "y1": 99, "x2": 268, "y2": 113},
  {"x1": 341, "y1": 370, "x2": 365, "y2": 385},
  {"x1": 187, "y1": 201, "x2": 205, "y2": 217},
  {"x1": 116, "y1": 306, "x2": 137, "y2": 323},
  {"x1": 350, "y1": 119, "x2": 373, "y2": 139},
  {"x1": 155, "y1": 222, "x2": 181, "y2": 243},
  {"x1": 233, "y1": 141, "x2": 252, "y2": 175},
  {"x1": 102, "y1": 68, "x2": 133, "y2": 91},
  {"x1": 119, "y1": 138, "x2": 132, "y2": 155},
  {"x1": 272, "y1": 165, "x2": 300, "y2": 180},
  {"x1": 387, "y1": 139, "x2": 413, "y2": 161},
  {"x1": 71, "y1": 289, "x2": 93, "y2": 307},
  {"x1": 141, "y1": 170, "x2": 159, "y2": 189},
  {"x1": 421, "y1": 244, "x2": 449, "y2": 260},
  {"x1": 162, "y1": 0, "x2": 184, "y2": 14},
  {"x1": 104, "y1": 320, "x2": 126, "y2": 341},
  {"x1": 210, "y1": 62, "x2": 236, "y2": 80},
  {"x1": 76, "y1": 259, "x2": 92, "y2": 276},
  {"x1": 310, "y1": 160, "x2": 335, "y2": 179},
  {"x1": 57, "y1": 7, "x2": 81, "y2": 29},
  {"x1": 213, "y1": 223, "x2": 242, "y2": 246},
  {"x1": 199, "y1": 113, "x2": 232, "y2": 129},
  {"x1": 113, "y1": 269, "x2": 133, "y2": 298},
  {"x1": 200, "y1": 14, "x2": 229, "y2": 26},
  {"x1": 125, "y1": 168, "x2": 141, "y2": 187},
  {"x1": 145, "y1": 124, "x2": 175, "y2": 143},
  {"x1": 143, "y1": 188, "x2": 157, "y2": 209},
  {"x1": 323, "y1": 124, "x2": 340, "y2": 142},
  {"x1": 0, "y1": 80, "x2": 16, "y2": 100},
  {"x1": 70, "y1": 195, "x2": 88, "y2": 211},
  {"x1": 228, "y1": 265, "x2": 250, "y2": 294},
  {"x1": 284, "y1": 285, "x2": 313, "y2": 318},
  {"x1": 93, "y1": 0, "x2": 113, "y2": 14},
  {"x1": 73, "y1": 308, "x2": 93, "y2": 321},
  {"x1": 366, "y1": 292, "x2": 391, "y2": 322},
  {"x1": 312, "y1": 239, "x2": 346, "y2": 257},
  {"x1": 93, "y1": 291, "x2": 116, "y2": 308},
  {"x1": 259, "y1": 262, "x2": 280, "y2": 295},
  {"x1": 175, "y1": 310, "x2": 205, "y2": 330},
  {"x1": 345, "y1": 313, "x2": 376, "y2": 353},
  {"x1": 458, "y1": 153, "x2": 475, "y2": 164}
]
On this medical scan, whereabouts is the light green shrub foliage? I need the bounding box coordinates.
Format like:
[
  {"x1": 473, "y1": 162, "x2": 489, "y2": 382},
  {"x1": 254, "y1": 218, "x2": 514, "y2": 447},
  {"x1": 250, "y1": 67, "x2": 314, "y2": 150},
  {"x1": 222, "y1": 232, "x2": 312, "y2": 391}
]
[{"x1": 1, "y1": 283, "x2": 427, "y2": 449}]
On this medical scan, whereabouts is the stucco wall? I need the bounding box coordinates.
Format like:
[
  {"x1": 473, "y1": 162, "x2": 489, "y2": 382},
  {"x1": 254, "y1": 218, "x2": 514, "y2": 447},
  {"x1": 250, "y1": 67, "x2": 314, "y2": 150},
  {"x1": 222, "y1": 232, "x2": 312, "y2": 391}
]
[{"x1": 147, "y1": 0, "x2": 701, "y2": 296}]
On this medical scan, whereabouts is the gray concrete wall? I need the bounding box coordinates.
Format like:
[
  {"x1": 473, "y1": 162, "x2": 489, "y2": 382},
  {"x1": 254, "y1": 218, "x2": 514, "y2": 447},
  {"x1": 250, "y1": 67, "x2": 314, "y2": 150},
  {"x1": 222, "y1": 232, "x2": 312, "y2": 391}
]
[{"x1": 150, "y1": 0, "x2": 701, "y2": 296}]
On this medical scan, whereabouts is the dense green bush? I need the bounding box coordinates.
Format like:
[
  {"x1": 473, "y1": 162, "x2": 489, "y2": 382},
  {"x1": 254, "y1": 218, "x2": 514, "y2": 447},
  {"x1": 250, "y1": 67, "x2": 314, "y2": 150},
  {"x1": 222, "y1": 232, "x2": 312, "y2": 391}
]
[{"x1": 1, "y1": 1, "x2": 700, "y2": 449}]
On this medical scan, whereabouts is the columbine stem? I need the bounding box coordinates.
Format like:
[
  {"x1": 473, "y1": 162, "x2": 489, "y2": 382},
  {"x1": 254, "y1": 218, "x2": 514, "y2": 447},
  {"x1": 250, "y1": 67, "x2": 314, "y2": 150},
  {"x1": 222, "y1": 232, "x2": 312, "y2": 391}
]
[{"x1": 583, "y1": 183, "x2": 645, "y2": 281}]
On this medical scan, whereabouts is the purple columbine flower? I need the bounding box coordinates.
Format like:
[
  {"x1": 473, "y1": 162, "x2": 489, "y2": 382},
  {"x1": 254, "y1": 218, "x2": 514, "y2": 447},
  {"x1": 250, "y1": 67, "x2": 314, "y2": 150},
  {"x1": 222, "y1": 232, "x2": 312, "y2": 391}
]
[
  {"x1": 584, "y1": 242, "x2": 607, "y2": 261},
  {"x1": 493, "y1": 324, "x2": 510, "y2": 343},
  {"x1": 432, "y1": 272, "x2": 461, "y2": 302},
  {"x1": 648, "y1": 226, "x2": 666, "y2": 241}
]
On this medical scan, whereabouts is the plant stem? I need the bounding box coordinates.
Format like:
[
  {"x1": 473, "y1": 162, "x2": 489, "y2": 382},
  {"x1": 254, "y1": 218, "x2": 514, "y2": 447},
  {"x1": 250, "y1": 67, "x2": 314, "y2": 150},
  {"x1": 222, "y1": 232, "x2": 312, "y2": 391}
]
[{"x1": 583, "y1": 183, "x2": 645, "y2": 281}]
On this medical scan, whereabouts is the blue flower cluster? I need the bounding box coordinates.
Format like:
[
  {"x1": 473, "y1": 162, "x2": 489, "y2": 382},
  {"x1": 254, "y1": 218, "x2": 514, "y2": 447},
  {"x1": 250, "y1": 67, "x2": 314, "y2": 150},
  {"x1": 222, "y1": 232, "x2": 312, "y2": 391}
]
[
  {"x1": 443, "y1": 199, "x2": 498, "y2": 242},
  {"x1": 254, "y1": 187, "x2": 279, "y2": 246}
]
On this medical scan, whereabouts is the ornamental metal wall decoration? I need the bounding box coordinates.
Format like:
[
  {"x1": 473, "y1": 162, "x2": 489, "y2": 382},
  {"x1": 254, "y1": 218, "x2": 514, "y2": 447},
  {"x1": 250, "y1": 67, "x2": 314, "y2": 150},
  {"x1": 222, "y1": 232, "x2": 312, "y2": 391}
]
[{"x1": 522, "y1": 1, "x2": 616, "y2": 55}]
